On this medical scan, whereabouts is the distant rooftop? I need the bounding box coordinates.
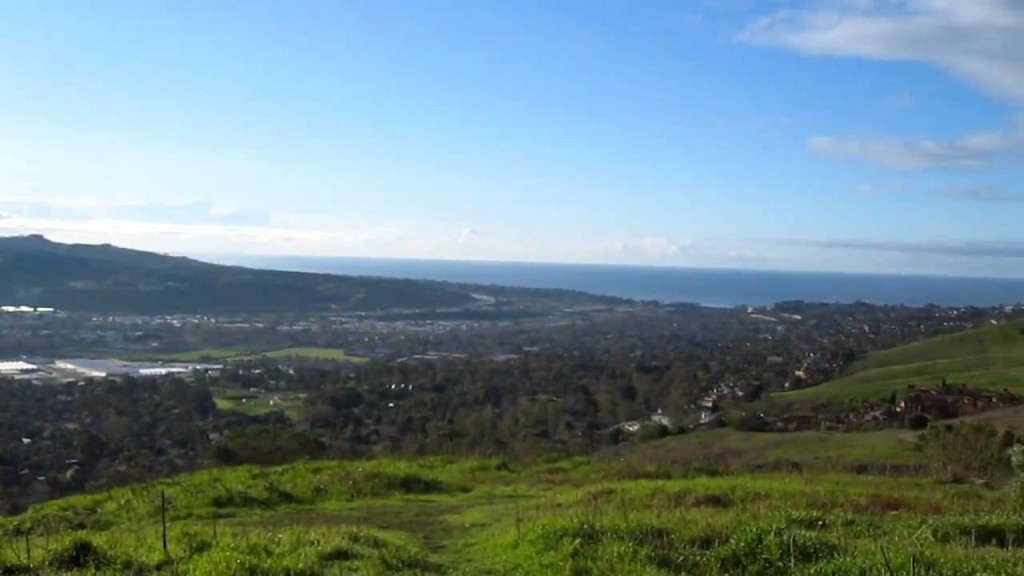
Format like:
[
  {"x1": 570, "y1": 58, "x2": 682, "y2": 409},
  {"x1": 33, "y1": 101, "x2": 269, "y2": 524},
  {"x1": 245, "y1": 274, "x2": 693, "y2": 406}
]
[{"x1": 0, "y1": 361, "x2": 38, "y2": 373}]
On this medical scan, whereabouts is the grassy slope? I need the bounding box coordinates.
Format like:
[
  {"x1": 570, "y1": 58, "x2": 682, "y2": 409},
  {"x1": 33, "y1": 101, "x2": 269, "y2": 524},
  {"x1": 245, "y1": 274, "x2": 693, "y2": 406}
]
[
  {"x1": 776, "y1": 320, "x2": 1024, "y2": 405},
  {"x1": 612, "y1": 427, "x2": 925, "y2": 475},
  {"x1": 3, "y1": 453, "x2": 1023, "y2": 575}
]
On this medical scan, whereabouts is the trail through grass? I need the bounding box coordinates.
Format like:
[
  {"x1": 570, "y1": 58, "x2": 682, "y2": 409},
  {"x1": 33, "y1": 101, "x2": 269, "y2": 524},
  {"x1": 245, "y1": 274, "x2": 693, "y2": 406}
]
[{"x1": 2, "y1": 449, "x2": 1023, "y2": 574}]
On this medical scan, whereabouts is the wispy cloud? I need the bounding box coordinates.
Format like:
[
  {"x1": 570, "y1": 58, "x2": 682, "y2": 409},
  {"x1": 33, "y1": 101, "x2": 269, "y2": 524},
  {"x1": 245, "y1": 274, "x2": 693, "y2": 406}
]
[
  {"x1": 457, "y1": 228, "x2": 480, "y2": 244},
  {"x1": 793, "y1": 238, "x2": 1024, "y2": 259},
  {"x1": 0, "y1": 207, "x2": 730, "y2": 267},
  {"x1": 933, "y1": 185, "x2": 1024, "y2": 203},
  {"x1": 0, "y1": 196, "x2": 270, "y2": 226},
  {"x1": 850, "y1": 181, "x2": 915, "y2": 193},
  {"x1": 608, "y1": 235, "x2": 689, "y2": 259},
  {"x1": 888, "y1": 91, "x2": 916, "y2": 109},
  {"x1": 807, "y1": 118, "x2": 1024, "y2": 170},
  {"x1": 739, "y1": 0, "x2": 1024, "y2": 103}
]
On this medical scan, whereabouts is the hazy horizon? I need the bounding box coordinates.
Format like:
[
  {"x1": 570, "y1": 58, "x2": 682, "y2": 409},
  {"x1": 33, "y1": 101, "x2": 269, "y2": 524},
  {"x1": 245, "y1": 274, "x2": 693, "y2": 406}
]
[{"x1": 205, "y1": 250, "x2": 1024, "y2": 282}]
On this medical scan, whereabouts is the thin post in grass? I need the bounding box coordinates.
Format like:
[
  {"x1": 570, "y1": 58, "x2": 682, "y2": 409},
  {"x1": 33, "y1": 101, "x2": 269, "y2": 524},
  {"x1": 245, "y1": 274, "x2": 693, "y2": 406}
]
[
  {"x1": 24, "y1": 533, "x2": 30, "y2": 567},
  {"x1": 161, "y1": 489, "x2": 168, "y2": 557},
  {"x1": 789, "y1": 534, "x2": 795, "y2": 573},
  {"x1": 514, "y1": 500, "x2": 521, "y2": 543},
  {"x1": 879, "y1": 546, "x2": 895, "y2": 576},
  {"x1": 6, "y1": 533, "x2": 20, "y2": 564}
]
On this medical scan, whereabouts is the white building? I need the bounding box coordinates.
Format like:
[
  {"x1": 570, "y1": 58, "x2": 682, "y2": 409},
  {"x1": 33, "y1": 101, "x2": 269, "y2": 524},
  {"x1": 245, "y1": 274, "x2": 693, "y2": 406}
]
[
  {"x1": 138, "y1": 367, "x2": 190, "y2": 377},
  {"x1": 0, "y1": 361, "x2": 38, "y2": 375}
]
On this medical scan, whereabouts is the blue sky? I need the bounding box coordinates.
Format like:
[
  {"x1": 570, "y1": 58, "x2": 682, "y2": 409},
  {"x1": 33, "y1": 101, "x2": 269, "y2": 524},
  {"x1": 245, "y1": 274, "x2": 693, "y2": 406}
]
[{"x1": 1, "y1": 0, "x2": 1022, "y2": 276}]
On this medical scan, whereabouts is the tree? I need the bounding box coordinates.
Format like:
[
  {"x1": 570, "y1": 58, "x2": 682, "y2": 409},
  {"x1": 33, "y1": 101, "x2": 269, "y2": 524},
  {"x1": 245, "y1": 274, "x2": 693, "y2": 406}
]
[{"x1": 917, "y1": 421, "x2": 1009, "y2": 482}]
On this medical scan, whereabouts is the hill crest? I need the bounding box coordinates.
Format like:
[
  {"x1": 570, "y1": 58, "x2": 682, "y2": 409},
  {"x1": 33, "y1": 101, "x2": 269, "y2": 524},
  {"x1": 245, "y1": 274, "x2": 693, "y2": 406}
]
[{"x1": 0, "y1": 235, "x2": 618, "y2": 314}]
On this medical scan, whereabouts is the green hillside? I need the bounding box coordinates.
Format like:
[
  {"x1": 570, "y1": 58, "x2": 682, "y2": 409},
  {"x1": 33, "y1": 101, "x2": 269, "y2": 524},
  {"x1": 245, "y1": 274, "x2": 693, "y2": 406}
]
[
  {"x1": 0, "y1": 235, "x2": 622, "y2": 314},
  {"x1": 3, "y1": 450, "x2": 1024, "y2": 575},
  {"x1": 777, "y1": 320, "x2": 1024, "y2": 404}
]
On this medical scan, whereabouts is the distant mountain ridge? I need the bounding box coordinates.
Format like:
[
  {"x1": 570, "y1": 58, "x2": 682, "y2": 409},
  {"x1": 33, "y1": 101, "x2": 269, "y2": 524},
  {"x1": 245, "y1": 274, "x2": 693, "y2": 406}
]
[{"x1": 0, "y1": 235, "x2": 621, "y2": 314}]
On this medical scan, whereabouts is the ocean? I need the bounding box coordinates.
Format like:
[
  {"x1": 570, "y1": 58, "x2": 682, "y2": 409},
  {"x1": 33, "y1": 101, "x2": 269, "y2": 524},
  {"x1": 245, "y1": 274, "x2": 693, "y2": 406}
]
[{"x1": 213, "y1": 255, "x2": 1024, "y2": 308}]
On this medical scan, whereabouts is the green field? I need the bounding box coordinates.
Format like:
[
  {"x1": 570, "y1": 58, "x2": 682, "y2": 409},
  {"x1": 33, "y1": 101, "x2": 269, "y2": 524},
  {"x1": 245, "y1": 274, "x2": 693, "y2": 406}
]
[
  {"x1": 156, "y1": 348, "x2": 252, "y2": 362},
  {"x1": 776, "y1": 320, "x2": 1024, "y2": 405},
  {"x1": 2, "y1": 447, "x2": 1024, "y2": 575},
  {"x1": 228, "y1": 347, "x2": 369, "y2": 363},
  {"x1": 213, "y1": 389, "x2": 306, "y2": 419}
]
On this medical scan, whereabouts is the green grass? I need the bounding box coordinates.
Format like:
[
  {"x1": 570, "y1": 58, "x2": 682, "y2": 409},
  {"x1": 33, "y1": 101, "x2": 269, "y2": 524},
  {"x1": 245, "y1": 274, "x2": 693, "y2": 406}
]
[
  {"x1": 606, "y1": 426, "x2": 927, "y2": 478},
  {"x1": 227, "y1": 347, "x2": 369, "y2": 363},
  {"x1": 2, "y1": 452, "x2": 1022, "y2": 575},
  {"x1": 213, "y1": 389, "x2": 306, "y2": 419},
  {"x1": 777, "y1": 320, "x2": 1024, "y2": 405},
  {"x1": 156, "y1": 348, "x2": 251, "y2": 362}
]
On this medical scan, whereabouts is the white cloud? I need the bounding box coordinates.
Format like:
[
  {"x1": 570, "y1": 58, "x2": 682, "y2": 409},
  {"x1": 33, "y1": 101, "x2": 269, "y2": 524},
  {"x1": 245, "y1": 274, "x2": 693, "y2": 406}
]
[
  {"x1": 457, "y1": 228, "x2": 479, "y2": 244},
  {"x1": 793, "y1": 238, "x2": 1024, "y2": 259},
  {"x1": 934, "y1": 185, "x2": 1023, "y2": 202},
  {"x1": 608, "y1": 235, "x2": 690, "y2": 260},
  {"x1": 850, "y1": 181, "x2": 914, "y2": 193},
  {"x1": 807, "y1": 117, "x2": 1024, "y2": 169},
  {"x1": 739, "y1": 0, "x2": 1024, "y2": 103},
  {"x1": 0, "y1": 197, "x2": 747, "y2": 267},
  {"x1": 0, "y1": 211, "x2": 716, "y2": 266},
  {"x1": 0, "y1": 195, "x2": 270, "y2": 226},
  {"x1": 0, "y1": 207, "x2": 451, "y2": 258}
]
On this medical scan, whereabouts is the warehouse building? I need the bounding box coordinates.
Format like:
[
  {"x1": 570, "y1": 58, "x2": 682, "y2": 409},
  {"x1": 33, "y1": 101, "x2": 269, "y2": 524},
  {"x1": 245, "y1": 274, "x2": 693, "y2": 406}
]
[
  {"x1": 54, "y1": 359, "x2": 220, "y2": 379},
  {"x1": 0, "y1": 361, "x2": 39, "y2": 375}
]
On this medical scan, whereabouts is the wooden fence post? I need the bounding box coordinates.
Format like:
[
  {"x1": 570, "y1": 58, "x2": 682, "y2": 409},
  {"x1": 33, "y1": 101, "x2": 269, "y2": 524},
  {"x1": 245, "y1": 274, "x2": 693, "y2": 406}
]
[{"x1": 161, "y1": 490, "x2": 168, "y2": 557}]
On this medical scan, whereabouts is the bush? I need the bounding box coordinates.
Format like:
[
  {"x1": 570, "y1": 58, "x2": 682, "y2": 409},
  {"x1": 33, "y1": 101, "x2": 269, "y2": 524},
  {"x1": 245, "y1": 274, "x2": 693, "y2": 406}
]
[
  {"x1": 210, "y1": 426, "x2": 325, "y2": 466},
  {"x1": 917, "y1": 421, "x2": 1010, "y2": 482},
  {"x1": 47, "y1": 538, "x2": 111, "y2": 571},
  {"x1": 907, "y1": 413, "x2": 930, "y2": 430},
  {"x1": 931, "y1": 514, "x2": 1024, "y2": 549},
  {"x1": 636, "y1": 423, "x2": 669, "y2": 442},
  {"x1": 734, "y1": 412, "x2": 768, "y2": 432}
]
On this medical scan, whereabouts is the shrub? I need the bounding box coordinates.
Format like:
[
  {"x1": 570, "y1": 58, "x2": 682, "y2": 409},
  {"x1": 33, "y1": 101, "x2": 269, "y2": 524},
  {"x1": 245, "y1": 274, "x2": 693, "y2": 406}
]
[
  {"x1": 47, "y1": 538, "x2": 111, "y2": 571},
  {"x1": 916, "y1": 421, "x2": 1010, "y2": 482},
  {"x1": 635, "y1": 423, "x2": 669, "y2": 442},
  {"x1": 907, "y1": 412, "x2": 930, "y2": 430},
  {"x1": 931, "y1": 514, "x2": 1024, "y2": 549}
]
